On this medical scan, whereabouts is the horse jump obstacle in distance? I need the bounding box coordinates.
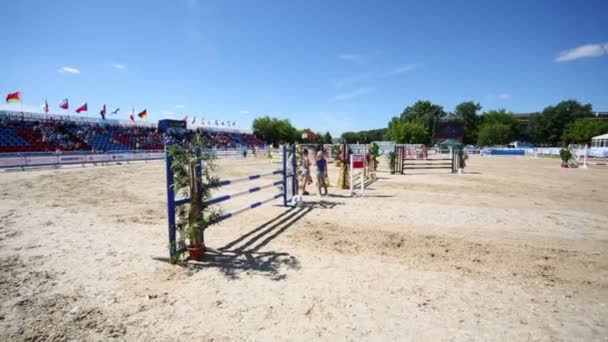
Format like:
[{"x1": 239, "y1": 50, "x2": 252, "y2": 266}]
[
  {"x1": 393, "y1": 145, "x2": 461, "y2": 174},
  {"x1": 165, "y1": 145, "x2": 297, "y2": 259},
  {"x1": 349, "y1": 153, "x2": 366, "y2": 196}
]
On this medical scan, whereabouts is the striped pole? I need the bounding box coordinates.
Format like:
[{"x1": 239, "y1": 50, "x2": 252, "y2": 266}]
[
  {"x1": 165, "y1": 149, "x2": 177, "y2": 258},
  {"x1": 217, "y1": 193, "x2": 283, "y2": 222},
  {"x1": 205, "y1": 180, "x2": 284, "y2": 205},
  {"x1": 282, "y1": 145, "x2": 287, "y2": 206},
  {"x1": 219, "y1": 169, "x2": 282, "y2": 187}
]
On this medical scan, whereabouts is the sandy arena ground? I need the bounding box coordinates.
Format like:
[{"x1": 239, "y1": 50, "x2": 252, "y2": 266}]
[{"x1": 1, "y1": 155, "x2": 607, "y2": 341}]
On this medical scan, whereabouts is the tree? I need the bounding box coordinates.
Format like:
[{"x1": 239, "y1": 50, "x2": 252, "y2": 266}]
[
  {"x1": 479, "y1": 109, "x2": 520, "y2": 142},
  {"x1": 252, "y1": 116, "x2": 298, "y2": 146},
  {"x1": 323, "y1": 132, "x2": 333, "y2": 144},
  {"x1": 454, "y1": 101, "x2": 482, "y2": 145},
  {"x1": 387, "y1": 121, "x2": 428, "y2": 144},
  {"x1": 540, "y1": 100, "x2": 594, "y2": 146},
  {"x1": 387, "y1": 100, "x2": 445, "y2": 144},
  {"x1": 340, "y1": 128, "x2": 387, "y2": 143},
  {"x1": 562, "y1": 119, "x2": 608, "y2": 144},
  {"x1": 527, "y1": 113, "x2": 548, "y2": 145},
  {"x1": 477, "y1": 123, "x2": 513, "y2": 146}
]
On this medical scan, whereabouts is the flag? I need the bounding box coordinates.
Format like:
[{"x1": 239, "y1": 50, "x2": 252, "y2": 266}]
[
  {"x1": 100, "y1": 104, "x2": 107, "y2": 120},
  {"x1": 130, "y1": 108, "x2": 135, "y2": 121},
  {"x1": 111, "y1": 108, "x2": 120, "y2": 115},
  {"x1": 5, "y1": 91, "x2": 21, "y2": 103},
  {"x1": 192, "y1": 116, "x2": 196, "y2": 124},
  {"x1": 138, "y1": 109, "x2": 147, "y2": 119},
  {"x1": 43, "y1": 99, "x2": 49, "y2": 113},
  {"x1": 75, "y1": 102, "x2": 88, "y2": 113},
  {"x1": 182, "y1": 115, "x2": 188, "y2": 122},
  {"x1": 59, "y1": 99, "x2": 69, "y2": 110},
  {"x1": 232, "y1": 121, "x2": 236, "y2": 126},
  {"x1": 221, "y1": 121, "x2": 225, "y2": 126}
]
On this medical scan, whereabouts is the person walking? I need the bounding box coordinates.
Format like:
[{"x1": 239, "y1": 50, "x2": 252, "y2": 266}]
[{"x1": 315, "y1": 150, "x2": 328, "y2": 196}]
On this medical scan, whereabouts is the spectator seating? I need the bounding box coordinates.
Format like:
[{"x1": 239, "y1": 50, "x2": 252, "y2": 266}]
[{"x1": 0, "y1": 116, "x2": 265, "y2": 153}]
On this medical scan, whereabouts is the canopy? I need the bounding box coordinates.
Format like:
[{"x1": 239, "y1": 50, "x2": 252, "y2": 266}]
[
  {"x1": 591, "y1": 133, "x2": 608, "y2": 140},
  {"x1": 438, "y1": 139, "x2": 463, "y2": 147}
]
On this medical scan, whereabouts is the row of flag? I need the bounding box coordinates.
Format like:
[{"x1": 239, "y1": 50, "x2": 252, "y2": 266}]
[
  {"x1": 182, "y1": 115, "x2": 237, "y2": 127},
  {"x1": 5, "y1": 91, "x2": 237, "y2": 126},
  {"x1": 6, "y1": 91, "x2": 147, "y2": 121}
]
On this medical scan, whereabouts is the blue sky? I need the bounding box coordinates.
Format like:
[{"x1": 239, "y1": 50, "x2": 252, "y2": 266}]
[{"x1": 1, "y1": 0, "x2": 607, "y2": 135}]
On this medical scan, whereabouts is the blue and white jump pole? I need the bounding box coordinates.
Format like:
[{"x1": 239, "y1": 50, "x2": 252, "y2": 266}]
[{"x1": 165, "y1": 145, "x2": 297, "y2": 259}]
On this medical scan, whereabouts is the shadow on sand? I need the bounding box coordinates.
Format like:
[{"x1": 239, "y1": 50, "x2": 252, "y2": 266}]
[{"x1": 155, "y1": 206, "x2": 314, "y2": 280}]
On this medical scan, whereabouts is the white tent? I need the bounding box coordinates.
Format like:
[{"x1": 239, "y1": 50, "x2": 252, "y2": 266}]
[{"x1": 591, "y1": 133, "x2": 608, "y2": 147}]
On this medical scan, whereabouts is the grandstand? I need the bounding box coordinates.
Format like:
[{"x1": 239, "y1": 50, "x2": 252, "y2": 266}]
[{"x1": 0, "y1": 110, "x2": 265, "y2": 153}]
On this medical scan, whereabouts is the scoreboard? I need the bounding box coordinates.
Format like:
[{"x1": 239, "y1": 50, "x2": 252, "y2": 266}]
[{"x1": 158, "y1": 119, "x2": 187, "y2": 134}]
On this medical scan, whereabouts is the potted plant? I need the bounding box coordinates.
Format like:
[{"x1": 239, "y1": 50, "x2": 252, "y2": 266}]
[
  {"x1": 559, "y1": 148, "x2": 572, "y2": 168},
  {"x1": 457, "y1": 148, "x2": 468, "y2": 173},
  {"x1": 371, "y1": 143, "x2": 380, "y2": 171},
  {"x1": 168, "y1": 135, "x2": 222, "y2": 263},
  {"x1": 388, "y1": 151, "x2": 396, "y2": 174}
]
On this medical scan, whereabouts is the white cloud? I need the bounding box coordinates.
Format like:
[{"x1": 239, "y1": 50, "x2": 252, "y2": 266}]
[
  {"x1": 497, "y1": 93, "x2": 511, "y2": 99},
  {"x1": 58, "y1": 66, "x2": 80, "y2": 74},
  {"x1": 390, "y1": 64, "x2": 418, "y2": 74},
  {"x1": 175, "y1": 105, "x2": 185, "y2": 109},
  {"x1": 334, "y1": 87, "x2": 374, "y2": 101},
  {"x1": 240, "y1": 110, "x2": 250, "y2": 115},
  {"x1": 555, "y1": 43, "x2": 608, "y2": 62},
  {"x1": 337, "y1": 53, "x2": 362, "y2": 61},
  {"x1": 113, "y1": 63, "x2": 126, "y2": 70}
]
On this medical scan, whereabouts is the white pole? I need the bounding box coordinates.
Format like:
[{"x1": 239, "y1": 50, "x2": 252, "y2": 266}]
[
  {"x1": 582, "y1": 144, "x2": 588, "y2": 169},
  {"x1": 360, "y1": 167, "x2": 365, "y2": 196},
  {"x1": 349, "y1": 154, "x2": 354, "y2": 196}
]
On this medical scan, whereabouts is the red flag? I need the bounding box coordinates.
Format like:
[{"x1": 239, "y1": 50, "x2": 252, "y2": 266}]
[
  {"x1": 43, "y1": 99, "x2": 49, "y2": 113},
  {"x1": 138, "y1": 109, "x2": 148, "y2": 119},
  {"x1": 75, "y1": 102, "x2": 88, "y2": 113},
  {"x1": 130, "y1": 108, "x2": 135, "y2": 121},
  {"x1": 59, "y1": 99, "x2": 69, "y2": 110},
  {"x1": 5, "y1": 91, "x2": 21, "y2": 103}
]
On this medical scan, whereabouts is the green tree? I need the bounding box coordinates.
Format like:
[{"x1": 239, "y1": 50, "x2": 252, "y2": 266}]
[
  {"x1": 454, "y1": 101, "x2": 482, "y2": 144},
  {"x1": 562, "y1": 119, "x2": 608, "y2": 144},
  {"x1": 527, "y1": 113, "x2": 547, "y2": 145},
  {"x1": 323, "y1": 132, "x2": 333, "y2": 144},
  {"x1": 387, "y1": 100, "x2": 445, "y2": 144},
  {"x1": 476, "y1": 123, "x2": 513, "y2": 146},
  {"x1": 387, "y1": 121, "x2": 428, "y2": 144},
  {"x1": 479, "y1": 109, "x2": 520, "y2": 142},
  {"x1": 252, "y1": 116, "x2": 298, "y2": 146},
  {"x1": 539, "y1": 100, "x2": 594, "y2": 145}
]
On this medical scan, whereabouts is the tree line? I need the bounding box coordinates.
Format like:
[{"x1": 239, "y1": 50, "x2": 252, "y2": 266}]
[
  {"x1": 251, "y1": 116, "x2": 332, "y2": 146},
  {"x1": 340, "y1": 99, "x2": 606, "y2": 146}
]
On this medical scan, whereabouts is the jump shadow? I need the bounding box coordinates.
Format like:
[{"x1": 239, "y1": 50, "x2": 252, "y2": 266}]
[
  {"x1": 188, "y1": 206, "x2": 312, "y2": 280},
  {"x1": 302, "y1": 199, "x2": 344, "y2": 209}
]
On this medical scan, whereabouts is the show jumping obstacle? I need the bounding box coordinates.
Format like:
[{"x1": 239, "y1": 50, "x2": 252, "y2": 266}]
[
  {"x1": 393, "y1": 145, "x2": 461, "y2": 174},
  {"x1": 165, "y1": 145, "x2": 297, "y2": 258}
]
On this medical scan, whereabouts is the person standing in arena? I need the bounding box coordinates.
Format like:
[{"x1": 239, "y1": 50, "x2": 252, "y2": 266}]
[
  {"x1": 300, "y1": 149, "x2": 312, "y2": 195},
  {"x1": 315, "y1": 150, "x2": 328, "y2": 196}
]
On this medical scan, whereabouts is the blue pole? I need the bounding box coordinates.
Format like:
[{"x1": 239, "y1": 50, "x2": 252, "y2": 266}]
[
  {"x1": 291, "y1": 146, "x2": 296, "y2": 204},
  {"x1": 195, "y1": 147, "x2": 204, "y2": 245},
  {"x1": 165, "y1": 148, "x2": 176, "y2": 258},
  {"x1": 282, "y1": 144, "x2": 287, "y2": 206}
]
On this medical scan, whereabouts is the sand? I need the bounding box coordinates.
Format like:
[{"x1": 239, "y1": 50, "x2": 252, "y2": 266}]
[{"x1": 0, "y1": 155, "x2": 607, "y2": 341}]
